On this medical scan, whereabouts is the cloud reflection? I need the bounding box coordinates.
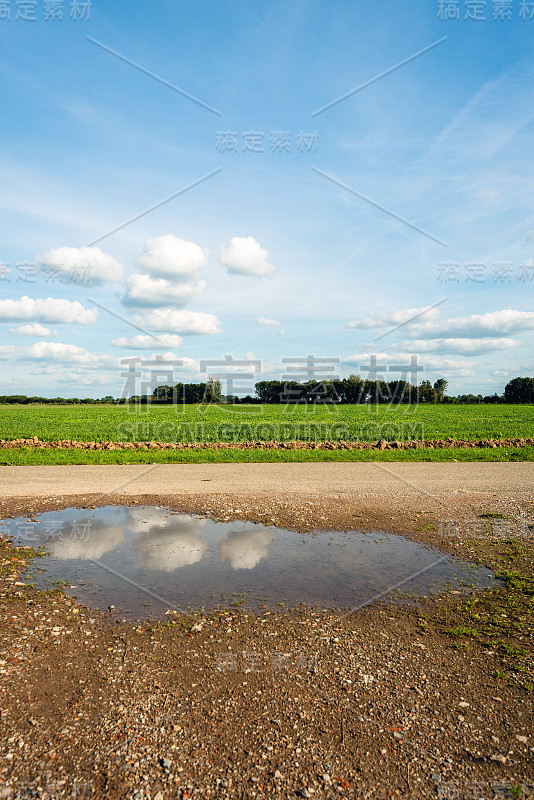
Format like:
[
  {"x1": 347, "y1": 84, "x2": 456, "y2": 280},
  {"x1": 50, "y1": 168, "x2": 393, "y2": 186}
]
[
  {"x1": 44, "y1": 521, "x2": 124, "y2": 560},
  {"x1": 128, "y1": 510, "x2": 208, "y2": 572},
  {"x1": 218, "y1": 530, "x2": 277, "y2": 570}
]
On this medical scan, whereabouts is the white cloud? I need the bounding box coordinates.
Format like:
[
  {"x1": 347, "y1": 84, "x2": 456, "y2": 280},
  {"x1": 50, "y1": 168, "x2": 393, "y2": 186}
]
[
  {"x1": 346, "y1": 352, "x2": 477, "y2": 373},
  {"x1": 112, "y1": 333, "x2": 183, "y2": 350},
  {"x1": 59, "y1": 372, "x2": 115, "y2": 386},
  {"x1": 405, "y1": 310, "x2": 534, "y2": 339},
  {"x1": 347, "y1": 306, "x2": 442, "y2": 330},
  {"x1": 25, "y1": 341, "x2": 116, "y2": 366},
  {"x1": 135, "y1": 235, "x2": 208, "y2": 279},
  {"x1": 135, "y1": 353, "x2": 200, "y2": 373},
  {"x1": 347, "y1": 309, "x2": 534, "y2": 345},
  {"x1": 256, "y1": 316, "x2": 281, "y2": 327},
  {"x1": 123, "y1": 273, "x2": 206, "y2": 307},
  {"x1": 0, "y1": 296, "x2": 97, "y2": 324},
  {"x1": 278, "y1": 329, "x2": 286, "y2": 336},
  {"x1": 219, "y1": 236, "x2": 277, "y2": 278},
  {"x1": 37, "y1": 246, "x2": 123, "y2": 284},
  {"x1": 10, "y1": 323, "x2": 56, "y2": 337},
  {"x1": 123, "y1": 236, "x2": 209, "y2": 307},
  {"x1": 30, "y1": 365, "x2": 57, "y2": 375},
  {"x1": 492, "y1": 370, "x2": 509, "y2": 377},
  {"x1": 0, "y1": 347, "x2": 16, "y2": 360},
  {"x1": 393, "y1": 337, "x2": 521, "y2": 355},
  {"x1": 136, "y1": 308, "x2": 222, "y2": 335},
  {"x1": 176, "y1": 356, "x2": 200, "y2": 373}
]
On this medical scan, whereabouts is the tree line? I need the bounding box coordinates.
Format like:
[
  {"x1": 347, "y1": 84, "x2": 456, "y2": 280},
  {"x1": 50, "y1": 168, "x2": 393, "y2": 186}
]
[{"x1": 1, "y1": 376, "x2": 533, "y2": 404}]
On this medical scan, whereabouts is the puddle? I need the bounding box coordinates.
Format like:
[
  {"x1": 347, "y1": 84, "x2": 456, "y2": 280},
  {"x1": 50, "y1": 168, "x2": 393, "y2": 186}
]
[{"x1": 2, "y1": 506, "x2": 497, "y2": 620}]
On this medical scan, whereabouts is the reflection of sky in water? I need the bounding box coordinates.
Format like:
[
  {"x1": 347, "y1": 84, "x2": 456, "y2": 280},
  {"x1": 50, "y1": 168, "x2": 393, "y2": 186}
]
[
  {"x1": 3, "y1": 506, "x2": 499, "y2": 620},
  {"x1": 47, "y1": 522, "x2": 125, "y2": 561},
  {"x1": 219, "y1": 530, "x2": 277, "y2": 570},
  {"x1": 131, "y1": 512, "x2": 209, "y2": 572}
]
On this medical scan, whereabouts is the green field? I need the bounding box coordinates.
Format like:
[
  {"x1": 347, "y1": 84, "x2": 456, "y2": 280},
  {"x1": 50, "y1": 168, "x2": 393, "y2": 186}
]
[
  {"x1": 0, "y1": 403, "x2": 533, "y2": 464},
  {"x1": 0, "y1": 403, "x2": 533, "y2": 443}
]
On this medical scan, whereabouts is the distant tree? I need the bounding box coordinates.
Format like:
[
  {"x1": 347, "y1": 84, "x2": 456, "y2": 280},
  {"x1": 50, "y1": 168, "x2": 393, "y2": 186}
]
[
  {"x1": 255, "y1": 381, "x2": 285, "y2": 403},
  {"x1": 418, "y1": 380, "x2": 437, "y2": 403},
  {"x1": 504, "y1": 377, "x2": 534, "y2": 403},
  {"x1": 433, "y1": 378, "x2": 448, "y2": 402},
  {"x1": 205, "y1": 377, "x2": 223, "y2": 403}
]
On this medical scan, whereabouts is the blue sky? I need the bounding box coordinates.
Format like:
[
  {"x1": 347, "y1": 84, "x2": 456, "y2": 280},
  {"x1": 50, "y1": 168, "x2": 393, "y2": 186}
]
[{"x1": 1, "y1": 0, "x2": 534, "y2": 398}]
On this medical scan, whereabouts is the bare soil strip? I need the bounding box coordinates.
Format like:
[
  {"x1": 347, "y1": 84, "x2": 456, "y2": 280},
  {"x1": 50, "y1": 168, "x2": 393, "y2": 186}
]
[{"x1": 1, "y1": 436, "x2": 533, "y2": 451}]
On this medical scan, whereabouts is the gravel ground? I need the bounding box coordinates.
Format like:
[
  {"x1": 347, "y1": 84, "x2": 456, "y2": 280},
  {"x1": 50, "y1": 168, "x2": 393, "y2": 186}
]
[{"x1": 0, "y1": 486, "x2": 532, "y2": 800}]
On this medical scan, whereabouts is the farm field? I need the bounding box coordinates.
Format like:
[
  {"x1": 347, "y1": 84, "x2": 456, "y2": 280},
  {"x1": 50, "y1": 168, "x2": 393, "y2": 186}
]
[
  {"x1": 0, "y1": 403, "x2": 533, "y2": 443},
  {"x1": 0, "y1": 403, "x2": 533, "y2": 463}
]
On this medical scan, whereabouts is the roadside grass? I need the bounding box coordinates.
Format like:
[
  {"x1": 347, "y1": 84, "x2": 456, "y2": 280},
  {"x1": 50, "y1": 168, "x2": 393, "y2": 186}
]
[
  {"x1": 418, "y1": 539, "x2": 534, "y2": 689},
  {"x1": 1, "y1": 445, "x2": 534, "y2": 465}
]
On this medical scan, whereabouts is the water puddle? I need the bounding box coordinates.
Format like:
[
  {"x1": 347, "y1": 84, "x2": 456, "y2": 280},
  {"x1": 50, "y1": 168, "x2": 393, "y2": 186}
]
[{"x1": 2, "y1": 506, "x2": 497, "y2": 620}]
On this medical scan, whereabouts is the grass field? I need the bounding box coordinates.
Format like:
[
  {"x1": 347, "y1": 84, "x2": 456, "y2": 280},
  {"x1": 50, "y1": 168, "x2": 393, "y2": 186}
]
[
  {"x1": 0, "y1": 403, "x2": 533, "y2": 463},
  {"x1": 0, "y1": 403, "x2": 533, "y2": 443}
]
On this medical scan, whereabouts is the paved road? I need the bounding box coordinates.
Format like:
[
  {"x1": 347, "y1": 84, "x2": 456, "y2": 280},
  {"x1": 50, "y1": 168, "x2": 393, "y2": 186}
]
[{"x1": 0, "y1": 463, "x2": 532, "y2": 498}]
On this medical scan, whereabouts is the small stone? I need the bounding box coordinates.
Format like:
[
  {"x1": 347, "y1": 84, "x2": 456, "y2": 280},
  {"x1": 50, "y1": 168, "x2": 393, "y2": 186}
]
[
  {"x1": 516, "y1": 735, "x2": 528, "y2": 743},
  {"x1": 491, "y1": 754, "x2": 506, "y2": 764},
  {"x1": 274, "y1": 770, "x2": 282, "y2": 779},
  {"x1": 154, "y1": 794, "x2": 164, "y2": 800},
  {"x1": 300, "y1": 789, "x2": 310, "y2": 798},
  {"x1": 161, "y1": 757, "x2": 172, "y2": 769},
  {"x1": 459, "y1": 702, "x2": 469, "y2": 708}
]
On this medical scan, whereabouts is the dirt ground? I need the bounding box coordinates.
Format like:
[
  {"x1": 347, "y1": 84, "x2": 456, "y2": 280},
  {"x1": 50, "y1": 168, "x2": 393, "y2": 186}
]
[{"x1": 0, "y1": 484, "x2": 533, "y2": 800}]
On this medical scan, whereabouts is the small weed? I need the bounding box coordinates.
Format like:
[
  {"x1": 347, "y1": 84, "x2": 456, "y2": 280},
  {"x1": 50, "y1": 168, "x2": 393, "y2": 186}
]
[
  {"x1": 445, "y1": 626, "x2": 479, "y2": 638},
  {"x1": 480, "y1": 512, "x2": 510, "y2": 519}
]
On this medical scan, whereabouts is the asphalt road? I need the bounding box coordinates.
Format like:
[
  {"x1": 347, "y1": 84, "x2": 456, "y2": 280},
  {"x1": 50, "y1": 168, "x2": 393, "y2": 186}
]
[{"x1": 0, "y1": 462, "x2": 532, "y2": 498}]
